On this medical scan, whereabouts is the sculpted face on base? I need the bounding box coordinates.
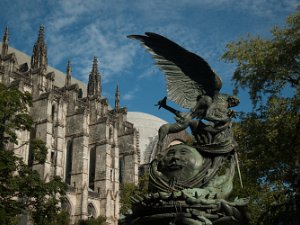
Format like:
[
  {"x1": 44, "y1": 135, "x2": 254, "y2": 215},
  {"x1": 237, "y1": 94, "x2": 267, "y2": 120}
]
[{"x1": 158, "y1": 144, "x2": 203, "y2": 181}]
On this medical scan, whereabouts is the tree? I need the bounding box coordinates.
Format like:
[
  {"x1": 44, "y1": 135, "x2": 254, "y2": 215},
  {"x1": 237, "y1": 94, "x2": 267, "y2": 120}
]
[
  {"x1": 119, "y1": 172, "x2": 149, "y2": 215},
  {"x1": 0, "y1": 83, "x2": 67, "y2": 225},
  {"x1": 0, "y1": 84, "x2": 32, "y2": 149},
  {"x1": 76, "y1": 216, "x2": 107, "y2": 225},
  {"x1": 223, "y1": 5, "x2": 300, "y2": 225},
  {"x1": 223, "y1": 6, "x2": 300, "y2": 105},
  {"x1": 230, "y1": 97, "x2": 299, "y2": 224}
]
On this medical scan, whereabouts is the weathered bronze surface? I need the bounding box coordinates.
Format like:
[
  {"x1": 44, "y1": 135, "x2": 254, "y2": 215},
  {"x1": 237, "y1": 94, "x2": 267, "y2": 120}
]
[{"x1": 121, "y1": 32, "x2": 249, "y2": 225}]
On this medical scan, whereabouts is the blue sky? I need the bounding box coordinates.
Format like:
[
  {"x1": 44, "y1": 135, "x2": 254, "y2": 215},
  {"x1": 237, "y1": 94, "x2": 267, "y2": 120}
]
[{"x1": 0, "y1": 0, "x2": 298, "y2": 122}]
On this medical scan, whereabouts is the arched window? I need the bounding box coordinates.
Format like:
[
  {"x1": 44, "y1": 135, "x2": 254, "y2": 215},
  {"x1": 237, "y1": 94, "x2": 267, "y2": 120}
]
[
  {"x1": 87, "y1": 203, "x2": 96, "y2": 219},
  {"x1": 109, "y1": 127, "x2": 113, "y2": 140},
  {"x1": 61, "y1": 198, "x2": 72, "y2": 216},
  {"x1": 51, "y1": 104, "x2": 55, "y2": 122},
  {"x1": 89, "y1": 147, "x2": 96, "y2": 190},
  {"x1": 119, "y1": 158, "x2": 125, "y2": 184},
  {"x1": 65, "y1": 140, "x2": 73, "y2": 185},
  {"x1": 28, "y1": 127, "x2": 37, "y2": 167},
  {"x1": 51, "y1": 104, "x2": 57, "y2": 135}
]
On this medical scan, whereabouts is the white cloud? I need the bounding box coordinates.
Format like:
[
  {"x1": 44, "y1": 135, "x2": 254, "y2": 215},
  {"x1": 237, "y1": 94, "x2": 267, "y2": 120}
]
[
  {"x1": 1, "y1": 0, "x2": 298, "y2": 87},
  {"x1": 123, "y1": 87, "x2": 139, "y2": 101},
  {"x1": 48, "y1": 16, "x2": 78, "y2": 31},
  {"x1": 0, "y1": 0, "x2": 298, "y2": 118},
  {"x1": 138, "y1": 67, "x2": 159, "y2": 80}
]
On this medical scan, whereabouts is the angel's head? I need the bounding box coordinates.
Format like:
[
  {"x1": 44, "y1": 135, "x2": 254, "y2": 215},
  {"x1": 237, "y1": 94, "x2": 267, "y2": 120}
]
[{"x1": 227, "y1": 95, "x2": 240, "y2": 108}]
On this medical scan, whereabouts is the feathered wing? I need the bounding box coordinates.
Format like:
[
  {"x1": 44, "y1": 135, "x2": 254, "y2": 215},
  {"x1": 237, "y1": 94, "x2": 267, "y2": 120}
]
[{"x1": 128, "y1": 32, "x2": 222, "y2": 109}]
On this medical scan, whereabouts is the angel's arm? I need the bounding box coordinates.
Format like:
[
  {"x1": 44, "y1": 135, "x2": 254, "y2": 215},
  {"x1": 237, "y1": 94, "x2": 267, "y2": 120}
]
[{"x1": 190, "y1": 95, "x2": 213, "y2": 119}]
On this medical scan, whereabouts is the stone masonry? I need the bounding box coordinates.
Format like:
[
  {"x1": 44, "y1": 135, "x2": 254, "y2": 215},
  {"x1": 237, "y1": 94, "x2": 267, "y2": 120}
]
[{"x1": 0, "y1": 26, "x2": 140, "y2": 225}]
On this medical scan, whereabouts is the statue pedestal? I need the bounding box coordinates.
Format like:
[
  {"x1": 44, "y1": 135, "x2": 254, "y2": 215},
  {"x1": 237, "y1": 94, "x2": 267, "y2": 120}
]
[
  {"x1": 120, "y1": 144, "x2": 249, "y2": 225},
  {"x1": 120, "y1": 190, "x2": 249, "y2": 225}
]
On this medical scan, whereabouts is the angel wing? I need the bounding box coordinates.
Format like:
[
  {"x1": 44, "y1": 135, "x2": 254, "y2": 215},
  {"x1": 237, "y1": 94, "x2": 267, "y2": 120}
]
[{"x1": 128, "y1": 32, "x2": 222, "y2": 109}]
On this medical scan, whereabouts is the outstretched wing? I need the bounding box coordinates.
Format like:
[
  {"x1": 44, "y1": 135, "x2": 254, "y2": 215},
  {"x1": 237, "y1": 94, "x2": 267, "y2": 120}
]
[{"x1": 128, "y1": 32, "x2": 222, "y2": 108}]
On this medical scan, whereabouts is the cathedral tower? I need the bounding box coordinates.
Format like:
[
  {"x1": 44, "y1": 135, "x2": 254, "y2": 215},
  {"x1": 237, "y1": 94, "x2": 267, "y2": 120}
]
[
  {"x1": 65, "y1": 60, "x2": 72, "y2": 87},
  {"x1": 30, "y1": 26, "x2": 53, "y2": 98},
  {"x1": 115, "y1": 84, "x2": 120, "y2": 111},
  {"x1": 31, "y1": 25, "x2": 48, "y2": 72},
  {"x1": 1, "y1": 26, "x2": 8, "y2": 57},
  {"x1": 0, "y1": 26, "x2": 18, "y2": 85},
  {"x1": 0, "y1": 25, "x2": 141, "y2": 225},
  {"x1": 87, "y1": 56, "x2": 101, "y2": 97}
]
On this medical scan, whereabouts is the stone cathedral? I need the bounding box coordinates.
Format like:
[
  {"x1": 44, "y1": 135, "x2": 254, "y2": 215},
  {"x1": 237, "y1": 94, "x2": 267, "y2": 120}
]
[{"x1": 0, "y1": 26, "x2": 141, "y2": 225}]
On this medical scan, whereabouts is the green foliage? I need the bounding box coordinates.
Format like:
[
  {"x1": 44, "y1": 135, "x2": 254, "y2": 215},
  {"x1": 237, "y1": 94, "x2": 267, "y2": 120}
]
[
  {"x1": 24, "y1": 175, "x2": 67, "y2": 225},
  {"x1": 0, "y1": 207, "x2": 19, "y2": 225},
  {"x1": 48, "y1": 211, "x2": 71, "y2": 225},
  {"x1": 223, "y1": 6, "x2": 300, "y2": 225},
  {"x1": 0, "y1": 145, "x2": 28, "y2": 223},
  {"x1": 137, "y1": 172, "x2": 149, "y2": 194},
  {"x1": 119, "y1": 172, "x2": 149, "y2": 215},
  {"x1": 77, "y1": 216, "x2": 107, "y2": 225},
  {"x1": 0, "y1": 83, "x2": 68, "y2": 225},
  {"x1": 120, "y1": 182, "x2": 136, "y2": 215},
  {"x1": 0, "y1": 83, "x2": 32, "y2": 148},
  {"x1": 222, "y1": 6, "x2": 300, "y2": 106},
  {"x1": 29, "y1": 138, "x2": 48, "y2": 164},
  {"x1": 231, "y1": 98, "x2": 299, "y2": 224},
  {"x1": 233, "y1": 98, "x2": 299, "y2": 186}
]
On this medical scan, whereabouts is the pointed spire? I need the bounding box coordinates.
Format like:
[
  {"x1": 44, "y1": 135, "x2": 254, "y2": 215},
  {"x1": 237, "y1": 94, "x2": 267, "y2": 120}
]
[
  {"x1": 115, "y1": 84, "x2": 120, "y2": 110},
  {"x1": 87, "y1": 56, "x2": 102, "y2": 96},
  {"x1": 65, "y1": 60, "x2": 72, "y2": 86},
  {"x1": 1, "y1": 26, "x2": 8, "y2": 57},
  {"x1": 31, "y1": 25, "x2": 48, "y2": 72}
]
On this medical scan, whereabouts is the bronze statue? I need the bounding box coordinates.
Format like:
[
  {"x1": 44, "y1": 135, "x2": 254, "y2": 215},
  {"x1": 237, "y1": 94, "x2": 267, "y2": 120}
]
[
  {"x1": 128, "y1": 32, "x2": 240, "y2": 156},
  {"x1": 120, "y1": 32, "x2": 249, "y2": 225}
]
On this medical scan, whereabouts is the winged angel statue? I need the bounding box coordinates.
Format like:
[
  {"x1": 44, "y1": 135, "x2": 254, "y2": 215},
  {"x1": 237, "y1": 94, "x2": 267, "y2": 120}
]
[
  {"x1": 128, "y1": 33, "x2": 240, "y2": 156},
  {"x1": 123, "y1": 33, "x2": 249, "y2": 225}
]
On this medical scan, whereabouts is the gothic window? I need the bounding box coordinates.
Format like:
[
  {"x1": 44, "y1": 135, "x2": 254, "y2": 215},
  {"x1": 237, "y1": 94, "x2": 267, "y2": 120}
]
[
  {"x1": 101, "y1": 103, "x2": 104, "y2": 116},
  {"x1": 65, "y1": 140, "x2": 73, "y2": 185},
  {"x1": 61, "y1": 198, "x2": 72, "y2": 216},
  {"x1": 28, "y1": 127, "x2": 37, "y2": 167},
  {"x1": 51, "y1": 105, "x2": 55, "y2": 122},
  {"x1": 119, "y1": 158, "x2": 125, "y2": 184},
  {"x1": 87, "y1": 203, "x2": 96, "y2": 219},
  {"x1": 51, "y1": 104, "x2": 57, "y2": 136},
  {"x1": 109, "y1": 127, "x2": 113, "y2": 140},
  {"x1": 110, "y1": 169, "x2": 113, "y2": 181},
  {"x1": 78, "y1": 88, "x2": 83, "y2": 98},
  {"x1": 89, "y1": 147, "x2": 96, "y2": 190},
  {"x1": 51, "y1": 151, "x2": 56, "y2": 165},
  {"x1": 52, "y1": 103, "x2": 59, "y2": 125}
]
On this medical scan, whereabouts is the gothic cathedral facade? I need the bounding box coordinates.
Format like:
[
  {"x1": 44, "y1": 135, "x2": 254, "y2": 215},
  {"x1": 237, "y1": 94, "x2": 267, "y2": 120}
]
[{"x1": 0, "y1": 26, "x2": 140, "y2": 225}]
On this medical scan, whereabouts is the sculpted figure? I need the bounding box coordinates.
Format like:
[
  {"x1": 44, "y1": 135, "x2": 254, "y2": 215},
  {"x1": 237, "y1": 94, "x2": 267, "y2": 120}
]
[
  {"x1": 123, "y1": 143, "x2": 249, "y2": 225},
  {"x1": 149, "y1": 144, "x2": 235, "y2": 195},
  {"x1": 128, "y1": 32, "x2": 240, "y2": 156},
  {"x1": 123, "y1": 32, "x2": 248, "y2": 225}
]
